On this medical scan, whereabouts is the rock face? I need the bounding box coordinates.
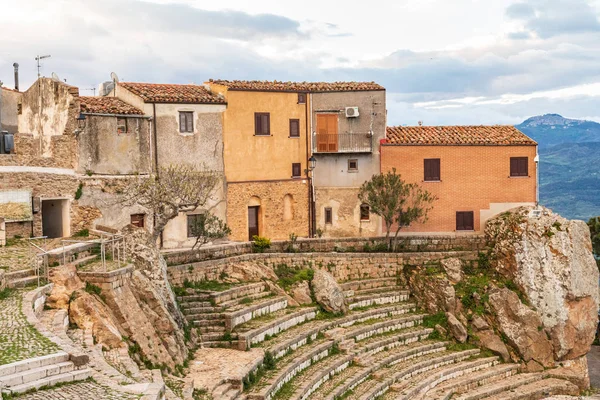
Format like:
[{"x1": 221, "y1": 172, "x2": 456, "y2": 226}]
[
  {"x1": 69, "y1": 291, "x2": 125, "y2": 349},
  {"x1": 476, "y1": 330, "x2": 510, "y2": 362},
  {"x1": 489, "y1": 288, "x2": 554, "y2": 367},
  {"x1": 290, "y1": 281, "x2": 313, "y2": 305},
  {"x1": 446, "y1": 312, "x2": 467, "y2": 343},
  {"x1": 441, "y1": 258, "x2": 463, "y2": 283},
  {"x1": 311, "y1": 269, "x2": 347, "y2": 314},
  {"x1": 47, "y1": 264, "x2": 84, "y2": 309},
  {"x1": 486, "y1": 206, "x2": 599, "y2": 361}
]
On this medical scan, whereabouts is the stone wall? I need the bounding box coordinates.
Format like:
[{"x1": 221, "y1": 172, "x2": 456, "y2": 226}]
[
  {"x1": 77, "y1": 266, "x2": 133, "y2": 291},
  {"x1": 6, "y1": 221, "x2": 32, "y2": 238},
  {"x1": 0, "y1": 269, "x2": 5, "y2": 291},
  {"x1": 226, "y1": 180, "x2": 310, "y2": 241},
  {"x1": 162, "y1": 235, "x2": 486, "y2": 266},
  {"x1": 167, "y1": 250, "x2": 479, "y2": 285}
]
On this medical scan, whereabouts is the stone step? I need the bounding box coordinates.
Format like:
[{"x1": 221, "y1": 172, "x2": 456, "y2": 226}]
[
  {"x1": 349, "y1": 290, "x2": 410, "y2": 310},
  {"x1": 202, "y1": 331, "x2": 234, "y2": 341},
  {"x1": 184, "y1": 312, "x2": 225, "y2": 322},
  {"x1": 1, "y1": 369, "x2": 91, "y2": 395},
  {"x1": 0, "y1": 361, "x2": 74, "y2": 387},
  {"x1": 482, "y1": 377, "x2": 579, "y2": 400},
  {"x1": 345, "y1": 314, "x2": 426, "y2": 342},
  {"x1": 196, "y1": 323, "x2": 226, "y2": 331},
  {"x1": 224, "y1": 296, "x2": 288, "y2": 331},
  {"x1": 428, "y1": 363, "x2": 521, "y2": 399},
  {"x1": 5, "y1": 269, "x2": 37, "y2": 280},
  {"x1": 454, "y1": 373, "x2": 545, "y2": 400},
  {"x1": 7, "y1": 276, "x2": 39, "y2": 288},
  {"x1": 180, "y1": 302, "x2": 218, "y2": 310},
  {"x1": 345, "y1": 285, "x2": 406, "y2": 298},
  {"x1": 395, "y1": 356, "x2": 500, "y2": 400},
  {"x1": 177, "y1": 294, "x2": 211, "y2": 302},
  {"x1": 213, "y1": 382, "x2": 241, "y2": 399},
  {"x1": 0, "y1": 352, "x2": 70, "y2": 378},
  {"x1": 71, "y1": 255, "x2": 99, "y2": 268},
  {"x1": 212, "y1": 282, "x2": 268, "y2": 305},
  {"x1": 219, "y1": 291, "x2": 273, "y2": 309},
  {"x1": 340, "y1": 278, "x2": 401, "y2": 292}
]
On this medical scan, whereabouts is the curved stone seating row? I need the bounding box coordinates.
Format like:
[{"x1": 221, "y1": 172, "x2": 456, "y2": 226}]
[
  {"x1": 212, "y1": 282, "x2": 267, "y2": 304},
  {"x1": 340, "y1": 277, "x2": 400, "y2": 292},
  {"x1": 348, "y1": 290, "x2": 410, "y2": 310},
  {"x1": 224, "y1": 296, "x2": 288, "y2": 331}
]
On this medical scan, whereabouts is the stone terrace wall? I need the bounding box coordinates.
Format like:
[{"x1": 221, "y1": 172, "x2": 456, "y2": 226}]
[
  {"x1": 77, "y1": 266, "x2": 133, "y2": 291},
  {"x1": 167, "y1": 251, "x2": 479, "y2": 285},
  {"x1": 163, "y1": 235, "x2": 486, "y2": 266}
]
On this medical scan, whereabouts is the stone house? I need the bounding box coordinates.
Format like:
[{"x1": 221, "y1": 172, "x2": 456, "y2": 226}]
[
  {"x1": 309, "y1": 83, "x2": 386, "y2": 238},
  {"x1": 111, "y1": 82, "x2": 228, "y2": 248},
  {"x1": 381, "y1": 125, "x2": 538, "y2": 233}
]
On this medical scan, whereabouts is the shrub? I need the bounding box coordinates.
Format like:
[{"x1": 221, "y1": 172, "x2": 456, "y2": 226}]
[
  {"x1": 74, "y1": 183, "x2": 83, "y2": 200},
  {"x1": 252, "y1": 236, "x2": 271, "y2": 253},
  {"x1": 72, "y1": 229, "x2": 89, "y2": 238}
]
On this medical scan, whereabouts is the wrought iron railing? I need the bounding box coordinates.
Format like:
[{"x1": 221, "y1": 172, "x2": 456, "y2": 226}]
[{"x1": 312, "y1": 132, "x2": 373, "y2": 153}]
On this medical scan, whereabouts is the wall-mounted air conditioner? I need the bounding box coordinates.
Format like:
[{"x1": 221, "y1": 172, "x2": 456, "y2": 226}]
[{"x1": 345, "y1": 107, "x2": 359, "y2": 118}]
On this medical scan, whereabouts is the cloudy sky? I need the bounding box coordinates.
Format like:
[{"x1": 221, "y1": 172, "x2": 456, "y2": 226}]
[{"x1": 2, "y1": 0, "x2": 600, "y2": 125}]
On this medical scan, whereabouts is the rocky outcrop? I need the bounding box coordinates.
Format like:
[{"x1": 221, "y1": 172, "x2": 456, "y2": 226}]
[
  {"x1": 69, "y1": 291, "x2": 125, "y2": 349},
  {"x1": 47, "y1": 264, "x2": 84, "y2": 309},
  {"x1": 486, "y1": 206, "x2": 599, "y2": 361},
  {"x1": 311, "y1": 269, "x2": 347, "y2": 314},
  {"x1": 290, "y1": 281, "x2": 313, "y2": 305},
  {"x1": 446, "y1": 312, "x2": 467, "y2": 343},
  {"x1": 441, "y1": 258, "x2": 463, "y2": 283}
]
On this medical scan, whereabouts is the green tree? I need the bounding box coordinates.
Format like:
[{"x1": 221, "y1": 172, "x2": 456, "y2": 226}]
[
  {"x1": 188, "y1": 213, "x2": 231, "y2": 250},
  {"x1": 359, "y1": 168, "x2": 437, "y2": 249}
]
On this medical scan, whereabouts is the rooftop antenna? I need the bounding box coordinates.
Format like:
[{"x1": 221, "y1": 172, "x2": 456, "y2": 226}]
[
  {"x1": 82, "y1": 87, "x2": 97, "y2": 96},
  {"x1": 35, "y1": 55, "x2": 51, "y2": 78},
  {"x1": 110, "y1": 72, "x2": 119, "y2": 97},
  {"x1": 418, "y1": 121, "x2": 423, "y2": 126},
  {"x1": 51, "y1": 72, "x2": 60, "y2": 82}
]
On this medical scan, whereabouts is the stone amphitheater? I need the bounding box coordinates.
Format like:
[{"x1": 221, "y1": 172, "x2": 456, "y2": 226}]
[{"x1": 0, "y1": 207, "x2": 597, "y2": 400}]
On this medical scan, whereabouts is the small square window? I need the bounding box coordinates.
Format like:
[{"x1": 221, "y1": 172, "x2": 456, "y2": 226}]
[
  {"x1": 117, "y1": 117, "x2": 127, "y2": 134},
  {"x1": 292, "y1": 163, "x2": 302, "y2": 178},
  {"x1": 254, "y1": 112, "x2": 270, "y2": 136},
  {"x1": 298, "y1": 93, "x2": 306, "y2": 104},
  {"x1": 360, "y1": 204, "x2": 370, "y2": 221},
  {"x1": 456, "y1": 211, "x2": 474, "y2": 231},
  {"x1": 510, "y1": 157, "x2": 528, "y2": 177},
  {"x1": 424, "y1": 158, "x2": 440, "y2": 181},
  {"x1": 130, "y1": 214, "x2": 145, "y2": 228},
  {"x1": 324, "y1": 207, "x2": 333, "y2": 224},
  {"x1": 179, "y1": 111, "x2": 194, "y2": 133},
  {"x1": 187, "y1": 214, "x2": 204, "y2": 238},
  {"x1": 348, "y1": 159, "x2": 358, "y2": 172}
]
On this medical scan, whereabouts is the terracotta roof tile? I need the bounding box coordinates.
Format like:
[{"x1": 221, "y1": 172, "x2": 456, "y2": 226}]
[
  {"x1": 385, "y1": 126, "x2": 537, "y2": 146},
  {"x1": 80, "y1": 96, "x2": 144, "y2": 115},
  {"x1": 119, "y1": 82, "x2": 225, "y2": 104},
  {"x1": 208, "y1": 79, "x2": 384, "y2": 92}
]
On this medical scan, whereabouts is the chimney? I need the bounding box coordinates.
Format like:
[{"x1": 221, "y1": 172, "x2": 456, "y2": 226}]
[{"x1": 12, "y1": 63, "x2": 19, "y2": 91}]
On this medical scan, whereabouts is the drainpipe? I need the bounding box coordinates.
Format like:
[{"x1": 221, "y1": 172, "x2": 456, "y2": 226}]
[
  {"x1": 152, "y1": 102, "x2": 163, "y2": 248},
  {"x1": 13, "y1": 63, "x2": 19, "y2": 92},
  {"x1": 534, "y1": 149, "x2": 540, "y2": 207},
  {"x1": 304, "y1": 95, "x2": 312, "y2": 237}
]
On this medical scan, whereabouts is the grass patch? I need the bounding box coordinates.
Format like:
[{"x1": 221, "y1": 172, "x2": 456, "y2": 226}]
[
  {"x1": 0, "y1": 287, "x2": 14, "y2": 301},
  {"x1": 183, "y1": 279, "x2": 236, "y2": 292},
  {"x1": 273, "y1": 263, "x2": 314, "y2": 290},
  {"x1": 72, "y1": 228, "x2": 89, "y2": 238}
]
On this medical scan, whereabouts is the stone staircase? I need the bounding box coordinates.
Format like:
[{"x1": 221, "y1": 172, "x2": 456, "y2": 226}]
[
  {"x1": 5, "y1": 268, "x2": 39, "y2": 288},
  {"x1": 0, "y1": 352, "x2": 92, "y2": 396},
  {"x1": 177, "y1": 276, "x2": 582, "y2": 400}
]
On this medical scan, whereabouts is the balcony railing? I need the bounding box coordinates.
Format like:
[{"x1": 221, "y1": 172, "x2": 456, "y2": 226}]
[{"x1": 312, "y1": 132, "x2": 373, "y2": 153}]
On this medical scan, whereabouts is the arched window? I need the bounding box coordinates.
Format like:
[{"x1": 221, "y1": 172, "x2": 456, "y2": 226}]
[
  {"x1": 360, "y1": 204, "x2": 370, "y2": 221},
  {"x1": 283, "y1": 194, "x2": 294, "y2": 221}
]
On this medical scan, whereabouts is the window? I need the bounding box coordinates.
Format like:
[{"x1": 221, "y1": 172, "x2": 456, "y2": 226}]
[
  {"x1": 298, "y1": 93, "x2": 306, "y2": 104},
  {"x1": 130, "y1": 214, "x2": 145, "y2": 228},
  {"x1": 0, "y1": 132, "x2": 14, "y2": 154},
  {"x1": 179, "y1": 111, "x2": 194, "y2": 133},
  {"x1": 289, "y1": 119, "x2": 300, "y2": 138},
  {"x1": 456, "y1": 211, "x2": 474, "y2": 231},
  {"x1": 360, "y1": 204, "x2": 370, "y2": 221},
  {"x1": 424, "y1": 158, "x2": 441, "y2": 181},
  {"x1": 348, "y1": 159, "x2": 358, "y2": 172},
  {"x1": 324, "y1": 207, "x2": 333, "y2": 224},
  {"x1": 117, "y1": 118, "x2": 127, "y2": 134},
  {"x1": 510, "y1": 157, "x2": 528, "y2": 177},
  {"x1": 187, "y1": 214, "x2": 204, "y2": 238},
  {"x1": 254, "y1": 112, "x2": 270, "y2": 136},
  {"x1": 292, "y1": 163, "x2": 302, "y2": 178}
]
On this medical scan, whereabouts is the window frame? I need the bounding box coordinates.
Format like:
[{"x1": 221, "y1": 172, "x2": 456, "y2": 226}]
[
  {"x1": 424, "y1": 158, "x2": 441, "y2": 181},
  {"x1": 130, "y1": 213, "x2": 145, "y2": 228},
  {"x1": 187, "y1": 213, "x2": 204, "y2": 238},
  {"x1": 298, "y1": 93, "x2": 306, "y2": 104},
  {"x1": 510, "y1": 157, "x2": 529, "y2": 177},
  {"x1": 292, "y1": 162, "x2": 302, "y2": 178},
  {"x1": 348, "y1": 159, "x2": 358, "y2": 172},
  {"x1": 360, "y1": 204, "x2": 370, "y2": 221},
  {"x1": 456, "y1": 211, "x2": 475, "y2": 231},
  {"x1": 324, "y1": 207, "x2": 333, "y2": 224},
  {"x1": 289, "y1": 119, "x2": 300, "y2": 138},
  {"x1": 179, "y1": 111, "x2": 194, "y2": 133},
  {"x1": 254, "y1": 112, "x2": 271, "y2": 136},
  {"x1": 117, "y1": 117, "x2": 127, "y2": 134}
]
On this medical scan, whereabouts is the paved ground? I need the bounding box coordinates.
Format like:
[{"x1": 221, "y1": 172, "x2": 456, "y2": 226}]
[
  {"x1": 0, "y1": 289, "x2": 60, "y2": 365},
  {"x1": 15, "y1": 380, "x2": 141, "y2": 399}
]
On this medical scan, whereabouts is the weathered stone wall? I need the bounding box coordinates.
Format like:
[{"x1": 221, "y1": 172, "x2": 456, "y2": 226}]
[
  {"x1": 0, "y1": 134, "x2": 78, "y2": 169},
  {"x1": 0, "y1": 269, "x2": 5, "y2": 291},
  {"x1": 227, "y1": 180, "x2": 310, "y2": 241},
  {"x1": 6, "y1": 221, "x2": 32, "y2": 238},
  {"x1": 167, "y1": 251, "x2": 479, "y2": 285},
  {"x1": 162, "y1": 235, "x2": 486, "y2": 266},
  {"x1": 1, "y1": 87, "x2": 21, "y2": 134}
]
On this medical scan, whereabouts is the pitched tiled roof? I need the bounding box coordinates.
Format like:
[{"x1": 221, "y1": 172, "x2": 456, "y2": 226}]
[
  {"x1": 119, "y1": 82, "x2": 225, "y2": 104},
  {"x1": 208, "y1": 79, "x2": 384, "y2": 93},
  {"x1": 385, "y1": 126, "x2": 537, "y2": 146},
  {"x1": 80, "y1": 96, "x2": 144, "y2": 115}
]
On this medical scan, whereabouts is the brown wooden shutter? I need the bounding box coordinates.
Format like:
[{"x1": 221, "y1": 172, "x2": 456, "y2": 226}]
[
  {"x1": 290, "y1": 119, "x2": 300, "y2": 137},
  {"x1": 456, "y1": 212, "x2": 474, "y2": 230},
  {"x1": 292, "y1": 163, "x2": 301, "y2": 177},
  {"x1": 424, "y1": 159, "x2": 440, "y2": 181},
  {"x1": 186, "y1": 113, "x2": 193, "y2": 132},
  {"x1": 325, "y1": 207, "x2": 332, "y2": 224},
  {"x1": 179, "y1": 113, "x2": 186, "y2": 132},
  {"x1": 510, "y1": 157, "x2": 528, "y2": 176},
  {"x1": 262, "y1": 114, "x2": 270, "y2": 135}
]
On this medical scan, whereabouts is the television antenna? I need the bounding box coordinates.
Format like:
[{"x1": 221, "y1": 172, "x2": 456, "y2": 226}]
[
  {"x1": 82, "y1": 87, "x2": 97, "y2": 96},
  {"x1": 51, "y1": 72, "x2": 60, "y2": 82},
  {"x1": 110, "y1": 72, "x2": 119, "y2": 83},
  {"x1": 35, "y1": 55, "x2": 51, "y2": 78}
]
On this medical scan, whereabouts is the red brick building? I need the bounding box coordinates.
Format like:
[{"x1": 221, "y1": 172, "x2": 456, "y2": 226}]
[{"x1": 381, "y1": 125, "x2": 538, "y2": 234}]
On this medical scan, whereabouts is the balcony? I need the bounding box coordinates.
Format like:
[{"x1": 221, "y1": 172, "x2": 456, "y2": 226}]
[{"x1": 312, "y1": 132, "x2": 373, "y2": 153}]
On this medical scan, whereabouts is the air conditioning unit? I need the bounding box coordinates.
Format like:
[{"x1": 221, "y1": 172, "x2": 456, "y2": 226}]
[{"x1": 345, "y1": 107, "x2": 359, "y2": 118}]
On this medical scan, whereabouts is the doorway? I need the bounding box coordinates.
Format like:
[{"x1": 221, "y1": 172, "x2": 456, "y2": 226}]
[
  {"x1": 42, "y1": 199, "x2": 70, "y2": 238},
  {"x1": 248, "y1": 206, "x2": 260, "y2": 240}
]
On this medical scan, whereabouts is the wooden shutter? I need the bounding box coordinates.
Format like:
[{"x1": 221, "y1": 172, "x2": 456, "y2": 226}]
[
  {"x1": 510, "y1": 157, "x2": 528, "y2": 176},
  {"x1": 456, "y1": 212, "x2": 474, "y2": 231},
  {"x1": 316, "y1": 114, "x2": 338, "y2": 152},
  {"x1": 292, "y1": 163, "x2": 301, "y2": 177},
  {"x1": 255, "y1": 113, "x2": 270, "y2": 135},
  {"x1": 298, "y1": 93, "x2": 306, "y2": 104},
  {"x1": 289, "y1": 119, "x2": 300, "y2": 137},
  {"x1": 179, "y1": 113, "x2": 186, "y2": 132},
  {"x1": 186, "y1": 113, "x2": 193, "y2": 132},
  {"x1": 325, "y1": 208, "x2": 332, "y2": 224},
  {"x1": 424, "y1": 159, "x2": 440, "y2": 181},
  {"x1": 360, "y1": 204, "x2": 370, "y2": 220}
]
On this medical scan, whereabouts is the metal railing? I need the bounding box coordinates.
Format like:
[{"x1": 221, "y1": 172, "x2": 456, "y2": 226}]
[
  {"x1": 312, "y1": 132, "x2": 373, "y2": 153},
  {"x1": 60, "y1": 233, "x2": 128, "y2": 273},
  {"x1": 28, "y1": 236, "x2": 49, "y2": 287}
]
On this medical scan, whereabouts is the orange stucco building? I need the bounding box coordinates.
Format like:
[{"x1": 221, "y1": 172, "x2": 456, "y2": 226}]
[{"x1": 381, "y1": 126, "x2": 538, "y2": 234}]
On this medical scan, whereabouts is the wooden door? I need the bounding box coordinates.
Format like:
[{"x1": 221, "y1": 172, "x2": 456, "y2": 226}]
[
  {"x1": 316, "y1": 114, "x2": 338, "y2": 152},
  {"x1": 248, "y1": 206, "x2": 260, "y2": 240}
]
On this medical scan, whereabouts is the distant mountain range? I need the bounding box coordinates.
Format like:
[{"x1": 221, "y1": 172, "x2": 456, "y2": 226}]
[{"x1": 515, "y1": 114, "x2": 600, "y2": 221}]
